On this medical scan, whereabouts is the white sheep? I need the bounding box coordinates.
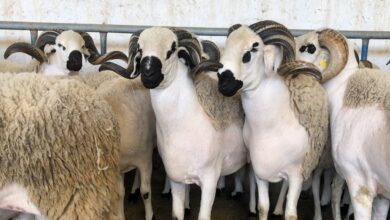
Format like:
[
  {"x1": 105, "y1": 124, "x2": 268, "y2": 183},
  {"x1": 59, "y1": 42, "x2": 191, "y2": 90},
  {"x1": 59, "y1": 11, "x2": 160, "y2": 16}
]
[
  {"x1": 214, "y1": 20, "x2": 329, "y2": 220},
  {"x1": 0, "y1": 72, "x2": 123, "y2": 220},
  {"x1": 3, "y1": 30, "x2": 127, "y2": 75},
  {"x1": 100, "y1": 27, "x2": 248, "y2": 220},
  {"x1": 297, "y1": 28, "x2": 390, "y2": 220}
]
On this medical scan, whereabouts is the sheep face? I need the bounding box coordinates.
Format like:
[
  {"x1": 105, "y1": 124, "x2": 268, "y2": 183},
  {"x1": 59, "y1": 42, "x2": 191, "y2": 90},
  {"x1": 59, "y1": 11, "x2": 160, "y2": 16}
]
[
  {"x1": 44, "y1": 31, "x2": 89, "y2": 72},
  {"x1": 217, "y1": 26, "x2": 267, "y2": 97},
  {"x1": 137, "y1": 27, "x2": 180, "y2": 89}
]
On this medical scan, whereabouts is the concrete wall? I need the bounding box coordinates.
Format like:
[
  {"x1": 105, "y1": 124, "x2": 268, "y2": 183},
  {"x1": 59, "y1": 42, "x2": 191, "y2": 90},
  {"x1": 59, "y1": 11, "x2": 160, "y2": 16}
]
[{"x1": 0, "y1": 0, "x2": 389, "y2": 69}]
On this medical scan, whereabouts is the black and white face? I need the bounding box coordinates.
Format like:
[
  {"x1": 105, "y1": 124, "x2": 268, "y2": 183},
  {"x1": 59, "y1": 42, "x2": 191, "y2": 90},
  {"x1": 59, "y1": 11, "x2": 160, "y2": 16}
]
[
  {"x1": 136, "y1": 27, "x2": 180, "y2": 89},
  {"x1": 44, "y1": 30, "x2": 88, "y2": 72},
  {"x1": 295, "y1": 31, "x2": 321, "y2": 63},
  {"x1": 217, "y1": 26, "x2": 265, "y2": 97}
]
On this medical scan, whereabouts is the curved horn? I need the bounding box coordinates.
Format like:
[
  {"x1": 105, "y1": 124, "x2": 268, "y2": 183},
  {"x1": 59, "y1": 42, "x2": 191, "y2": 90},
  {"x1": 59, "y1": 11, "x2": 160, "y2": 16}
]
[
  {"x1": 99, "y1": 62, "x2": 136, "y2": 79},
  {"x1": 201, "y1": 40, "x2": 220, "y2": 62},
  {"x1": 192, "y1": 60, "x2": 223, "y2": 76},
  {"x1": 4, "y1": 42, "x2": 47, "y2": 63},
  {"x1": 227, "y1": 24, "x2": 242, "y2": 37},
  {"x1": 317, "y1": 29, "x2": 349, "y2": 82},
  {"x1": 77, "y1": 32, "x2": 129, "y2": 65},
  {"x1": 249, "y1": 20, "x2": 296, "y2": 64},
  {"x1": 36, "y1": 30, "x2": 62, "y2": 50},
  {"x1": 171, "y1": 28, "x2": 202, "y2": 69},
  {"x1": 278, "y1": 60, "x2": 322, "y2": 81}
]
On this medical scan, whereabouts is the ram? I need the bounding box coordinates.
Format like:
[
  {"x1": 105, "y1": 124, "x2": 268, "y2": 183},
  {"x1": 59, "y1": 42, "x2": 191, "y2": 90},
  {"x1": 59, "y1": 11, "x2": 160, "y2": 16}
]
[
  {"x1": 296, "y1": 28, "x2": 390, "y2": 220},
  {"x1": 2, "y1": 30, "x2": 127, "y2": 75},
  {"x1": 100, "y1": 27, "x2": 248, "y2": 220},
  {"x1": 0, "y1": 73, "x2": 123, "y2": 219},
  {"x1": 213, "y1": 20, "x2": 329, "y2": 220}
]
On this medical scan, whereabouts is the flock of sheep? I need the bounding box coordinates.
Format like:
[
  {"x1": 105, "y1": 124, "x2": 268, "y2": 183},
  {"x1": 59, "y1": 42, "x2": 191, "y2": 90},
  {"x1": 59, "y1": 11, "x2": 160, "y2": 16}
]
[{"x1": 0, "y1": 20, "x2": 388, "y2": 220}]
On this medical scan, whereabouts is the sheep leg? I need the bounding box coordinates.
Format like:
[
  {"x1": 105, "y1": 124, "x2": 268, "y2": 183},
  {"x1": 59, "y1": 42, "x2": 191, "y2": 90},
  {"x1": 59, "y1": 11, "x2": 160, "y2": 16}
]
[
  {"x1": 231, "y1": 167, "x2": 244, "y2": 199},
  {"x1": 161, "y1": 176, "x2": 172, "y2": 198},
  {"x1": 273, "y1": 180, "x2": 288, "y2": 216},
  {"x1": 248, "y1": 166, "x2": 257, "y2": 215},
  {"x1": 320, "y1": 168, "x2": 334, "y2": 206},
  {"x1": 184, "y1": 184, "x2": 191, "y2": 216},
  {"x1": 256, "y1": 178, "x2": 269, "y2": 220},
  {"x1": 171, "y1": 181, "x2": 186, "y2": 220},
  {"x1": 372, "y1": 197, "x2": 390, "y2": 220},
  {"x1": 139, "y1": 161, "x2": 154, "y2": 220},
  {"x1": 331, "y1": 173, "x2": 344, "y2": 220},
  {"x1": 284, "y1": 175, "x2": 303, "y2": 220},
  {"x1": 128, "y1": 170, "x2": 140, "y2": 202},
  {"x1": 312, "y1": 168, "x2": 323, "y2": 220},
  {"x1": 198, "y1": 174, "x2": 219, "y2": 220},
  {"x1": 216, "y1": 176, "x2": 225, "y2": 196},
  {"x1": 345, "y1": 178, "x2": 374, "y2": 220}
]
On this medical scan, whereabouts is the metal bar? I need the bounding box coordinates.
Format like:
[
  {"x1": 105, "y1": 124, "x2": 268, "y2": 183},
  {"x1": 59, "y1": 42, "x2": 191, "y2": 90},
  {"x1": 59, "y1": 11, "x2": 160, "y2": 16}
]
[
  {"x1": 1, "y1": 21, "x2": 390, "y2": 39},
  {"x1": 30, "y1": 29, "x2": 38, "y2": 45},
  {"x1": 99, "y1": 32, "x2": 107, "y2": 54},
  {"x1": 361, "y1": 38, "x2": 370, "y2": 60}
]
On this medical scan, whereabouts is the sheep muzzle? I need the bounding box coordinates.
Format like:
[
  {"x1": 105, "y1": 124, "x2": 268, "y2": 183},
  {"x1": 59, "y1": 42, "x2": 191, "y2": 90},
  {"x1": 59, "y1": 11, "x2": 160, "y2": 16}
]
[
  {"x1": 140, "y1": 56, "x2": 164, "y2": 89},
  {"x1": 67, "y1": 50, "x2": 83, "y2": 71},
  {"x1": 217, "y1": 70, "x2": 243, "y2": 97}
]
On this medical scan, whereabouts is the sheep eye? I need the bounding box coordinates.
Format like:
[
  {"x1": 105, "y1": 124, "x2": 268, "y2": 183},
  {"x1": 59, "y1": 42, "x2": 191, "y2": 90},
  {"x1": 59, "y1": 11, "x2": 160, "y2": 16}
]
[
  {"x1": 242, "y1": 51, "x2": 251, "y2": 63},
  {"x1": 166, "y1": 50, "x2": 173, "y2": 60},
  {"x1": 171, "y1": 42, "x2": 176, "y2": 52},
  {"x1": 307, "y1": 44, "x2": 316, "y2": 54},
  {"x1": 299, "y1": 45, "x2": 307, "y2": 53},
  {"x1": 82, "y1": 45, "x2": 85, "y2": 49}
]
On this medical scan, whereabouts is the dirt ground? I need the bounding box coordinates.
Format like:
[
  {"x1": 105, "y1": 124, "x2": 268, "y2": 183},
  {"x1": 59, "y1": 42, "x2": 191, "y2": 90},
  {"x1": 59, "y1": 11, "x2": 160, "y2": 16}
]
[{"x1": 124, "y1": 150, "x2": 337, "y2": 220}]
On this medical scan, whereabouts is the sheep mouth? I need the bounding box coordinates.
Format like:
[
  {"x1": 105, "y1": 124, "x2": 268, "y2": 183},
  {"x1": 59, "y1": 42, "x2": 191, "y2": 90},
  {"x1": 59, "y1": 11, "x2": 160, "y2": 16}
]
[
  {"x1": 217, "y1": 70, "x2": 243, "y2": 97},
  {"x1": 141, "y1": 73, "x2": 164, "y2": 89}
]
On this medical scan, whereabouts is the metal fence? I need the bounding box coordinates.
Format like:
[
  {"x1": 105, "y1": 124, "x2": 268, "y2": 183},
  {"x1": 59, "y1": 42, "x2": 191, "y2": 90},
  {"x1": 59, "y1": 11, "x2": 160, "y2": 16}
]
[{"x1": 1, "y1": 21, "x2": 390, "y2": 60}]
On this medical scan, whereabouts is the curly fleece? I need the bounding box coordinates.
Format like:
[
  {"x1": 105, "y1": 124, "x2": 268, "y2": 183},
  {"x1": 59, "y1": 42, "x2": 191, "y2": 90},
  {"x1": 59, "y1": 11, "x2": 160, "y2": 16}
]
[
  {"x1": 285, "y1": 74, "x2": 329, "y2": 180},
  {"x1": 194, "y1": 73, "x2": 244, "y2": 130},
  {"x1": 0, "y1": 73, "x2": 122, "y2": 219}
]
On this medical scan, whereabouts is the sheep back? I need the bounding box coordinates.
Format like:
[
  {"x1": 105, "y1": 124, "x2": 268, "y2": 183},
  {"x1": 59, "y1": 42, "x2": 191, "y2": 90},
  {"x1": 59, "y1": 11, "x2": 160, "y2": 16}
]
[
  {"x1": 285, "y1": 74, "x2": 329, "y2": 180},
  {"x1": 0, "y1": 73, "x2": 121, "y2": 219},
  {"x1": 72, "y1": 70, "x2": 119, "y2": 89},
  {"x1": 344, "y1": 69, "x2": 390, "y2": 122},
  {"x1": 0, "y1": 60, "x2": 38, "y2": 73},
  {"x1": 194, "y1": 73, "x2": 244, "y2": 130}
]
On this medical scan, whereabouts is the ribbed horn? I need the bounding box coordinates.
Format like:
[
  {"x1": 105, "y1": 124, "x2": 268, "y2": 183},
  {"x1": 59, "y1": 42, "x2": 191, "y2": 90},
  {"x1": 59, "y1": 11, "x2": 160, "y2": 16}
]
[
  {"x1": 77, "y1": 32, "x2": 128, "y2": 65},
  {"x1": 249, "y1": 20, "x2": 296, "y2": 64},
  {"x1": 278, "y1": 60, "x2": 322, "y2": 81},
  {"x1": 192, "y1": 60, "x2": 223, "y2": 76},
  {"x1": 228, "y1": 24, "x2": 242, "y2": 37},
  {"x1": 99, "y1": 62, "x2": 135, "y2": 79},
  {"x1": 4, "y1": 42, "x2": 47, "y2": 63},
  {"x1": 171, "y1": 28, "x2": 202, "y2": 69},
  {"x1": 201, "y1": 40, "x2": 220, "y2": 62},
  {"x1": 317, "y1": 29, "x2": 349, "y2": 82},
  {"x1": 35, "y1": 30, "x2": 62, "y2": 50}
]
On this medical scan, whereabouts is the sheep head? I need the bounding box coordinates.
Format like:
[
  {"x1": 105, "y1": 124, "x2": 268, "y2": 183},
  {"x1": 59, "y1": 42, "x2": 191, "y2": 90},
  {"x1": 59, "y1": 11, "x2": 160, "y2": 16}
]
[
  {"x1": 217, "y1": 20, "x2": 296, "y2": 97},
  {"x1": 4, "y1": 30, "x2": 127, "y2": 74},
  {"x1": 295, "y1": 29, "x2": 349, "y2": 83},
  {"x1": 100, "y1": 27, "x2": 203, "y2": 89}
]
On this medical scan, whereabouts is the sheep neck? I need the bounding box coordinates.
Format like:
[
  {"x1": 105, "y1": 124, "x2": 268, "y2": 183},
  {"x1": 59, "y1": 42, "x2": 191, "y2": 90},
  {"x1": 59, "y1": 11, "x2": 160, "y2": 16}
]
[
  {"x1": 241, "y1": 73, "x2": 293, "y2": 131},
  {"x1": 150, "y1": 61, "x2": 204, "y2": 131}
]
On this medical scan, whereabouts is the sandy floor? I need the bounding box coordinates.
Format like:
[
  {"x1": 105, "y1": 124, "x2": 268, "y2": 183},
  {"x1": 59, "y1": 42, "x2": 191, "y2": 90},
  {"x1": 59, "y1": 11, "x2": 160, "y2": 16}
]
[{"x1": 124, "y1": 150, "x2": 338, "y2": 220}]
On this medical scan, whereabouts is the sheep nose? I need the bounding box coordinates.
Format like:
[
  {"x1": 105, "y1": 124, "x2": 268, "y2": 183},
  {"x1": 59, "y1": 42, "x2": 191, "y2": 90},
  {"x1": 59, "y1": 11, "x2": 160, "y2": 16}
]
[
  {"x1": 140, "y1": 56, "x2": 162, "y2": 77},
  {"x1": 217, "y1": 69, "x2": 243, "y2": 97},
  {"x1": 67, "y1": 51, "x2": 82, "y2": 71}
]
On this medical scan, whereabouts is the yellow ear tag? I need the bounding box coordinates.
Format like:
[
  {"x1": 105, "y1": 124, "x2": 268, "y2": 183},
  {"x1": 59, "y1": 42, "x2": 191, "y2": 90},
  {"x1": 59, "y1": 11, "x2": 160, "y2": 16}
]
[{"x1": 320, "y1": 58, "x2": 328, "y2": 69}]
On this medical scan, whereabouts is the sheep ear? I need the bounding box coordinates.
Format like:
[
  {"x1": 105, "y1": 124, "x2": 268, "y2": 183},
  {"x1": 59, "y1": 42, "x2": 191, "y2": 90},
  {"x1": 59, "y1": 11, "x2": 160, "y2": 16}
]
[
  {"x1": 43, "y1": 44, "x2": 56, "y2": 56},
  {"x1": 263, "y1": 45, "x2": 282, "y2": 76},
  {"x1": 177, "y1": 47, "x2": 195, "y2": 69}
]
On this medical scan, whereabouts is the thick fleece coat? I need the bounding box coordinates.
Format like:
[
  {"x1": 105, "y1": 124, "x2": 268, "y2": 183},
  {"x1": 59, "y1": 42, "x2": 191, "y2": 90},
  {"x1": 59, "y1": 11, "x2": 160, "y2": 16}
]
[
  {"x1": 284, "y1": 74, "x2": 329, "y2": 180},
  {"x1": 344, "y1": 69, "x2": 390, "y2": 122},
  {"x1": 0, "y1": 73, "x2": 121, "y2": 219},
  {"x1": 194, "y1": 73, "x2": 244, "y2": 130},
  {"x1": 0, "y1": 60, "x2": 38, "y2": 73}
]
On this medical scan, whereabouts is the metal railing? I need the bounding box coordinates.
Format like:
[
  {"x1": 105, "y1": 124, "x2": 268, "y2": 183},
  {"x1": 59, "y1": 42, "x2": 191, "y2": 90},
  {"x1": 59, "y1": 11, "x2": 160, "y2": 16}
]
[{"x1": 0, "y1": 21, "x2": 389, "y2": 59}]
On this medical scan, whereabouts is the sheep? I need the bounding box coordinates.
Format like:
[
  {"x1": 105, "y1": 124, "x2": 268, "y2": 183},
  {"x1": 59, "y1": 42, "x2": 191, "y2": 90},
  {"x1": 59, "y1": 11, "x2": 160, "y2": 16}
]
[
  {"x1": 212, "y1": 20, "x2": 329, "y2": 220},
  {"x1": 296, "y1": 28, "x2": 390, "y2": 220},
  {"x1": 3, "y1": 30, "x2": 127, "y2": 75},
  {"x1": 100, "y1": 26, "x2": 248, "y2": 220},
  {"x1": 0, "y1": 72, "x2": 123, "y2": 219}
]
